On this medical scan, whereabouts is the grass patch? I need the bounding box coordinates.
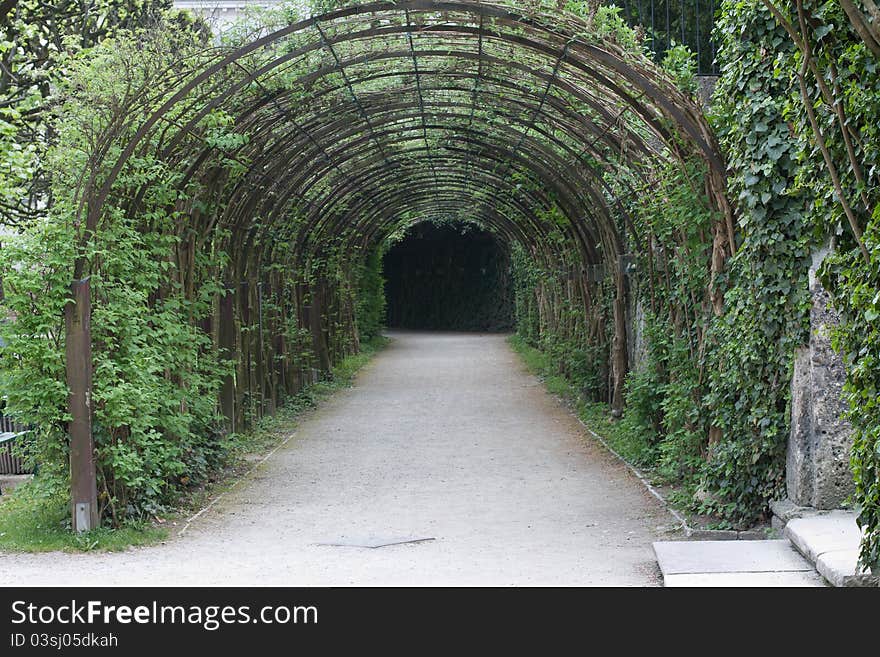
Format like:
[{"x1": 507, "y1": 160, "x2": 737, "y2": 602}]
[
  {"x1": 0, "y1": 336, "x2": 389, "y2": 553},
  {"x1": 508, "y1": 334, "x2": 656, "y2": 469},
  {"x1": 0, "y1": 476, "x2": 166, "y2": 553},
  {"x1": 574, "y1": 401, "x2": 657, "y2": 468}
]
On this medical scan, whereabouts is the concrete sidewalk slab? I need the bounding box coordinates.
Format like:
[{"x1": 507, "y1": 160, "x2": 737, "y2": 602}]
[
  {"x1": 784, "y1": 512, "x2": 861, "y2": 562},
  {"x1": 654, "y1": 539, "x2": 813, "y2": 574},
  {"x1": 815, "y1": 549, "x2": 866, "y2": 587},
  {"x1": 653, "y1": 539, "x2": 824, "y2": 587}
]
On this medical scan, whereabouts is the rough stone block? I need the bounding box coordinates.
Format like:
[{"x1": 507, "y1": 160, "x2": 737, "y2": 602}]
[
  {"x1": 786, "y1": 248, "x2": 854, "y2": 509},
  {"x1": 770, "y1": 497, "x2": 812, "y2": 523},
  {"x1": 787, "y1": 347, "x2": 814, "y2": 504}
]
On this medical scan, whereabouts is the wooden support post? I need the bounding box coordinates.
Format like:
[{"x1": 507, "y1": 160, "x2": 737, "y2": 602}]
[
  {"x1": 241, "y1": 280, "x2": 253, "y2": 423},
  {"x1": 610, "y1": 267, "x2": 629, "y2": 419},
  {"x1": 256, "y1": 281, "x2": 266, "y2": 417},
  {"x1": 65, "y1": 277, "x2": 98, "y2": 533},
  {"x1": 219, "y1": 284, "x2": 236, "y2": 431},
  {"x1": 310, "y1": 281, "x2": 332, "y2": 374}
]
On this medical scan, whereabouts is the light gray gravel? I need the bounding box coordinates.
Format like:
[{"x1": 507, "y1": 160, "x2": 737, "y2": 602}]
[{"x1": 0, "y1": 331, "x2": 678, "y2": 586}]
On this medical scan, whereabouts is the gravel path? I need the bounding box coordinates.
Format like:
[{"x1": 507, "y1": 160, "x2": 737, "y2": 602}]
[{"x1": 1, "y1": 332, "x2": 678, "y2": 586}]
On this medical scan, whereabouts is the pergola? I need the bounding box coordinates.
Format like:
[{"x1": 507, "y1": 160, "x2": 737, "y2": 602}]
[{"x1": 63, "y1": 1, "x2": 732, "y2": 530}]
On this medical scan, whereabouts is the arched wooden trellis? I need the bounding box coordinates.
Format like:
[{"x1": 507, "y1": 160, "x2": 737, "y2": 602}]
[{"x1": 63, "y1": 1, "x2": 732, "y2": 531}]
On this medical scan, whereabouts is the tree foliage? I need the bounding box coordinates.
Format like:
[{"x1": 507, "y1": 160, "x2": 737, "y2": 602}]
[{"x1": 0, "y1": 0, "x2": 208, "y2": 225}]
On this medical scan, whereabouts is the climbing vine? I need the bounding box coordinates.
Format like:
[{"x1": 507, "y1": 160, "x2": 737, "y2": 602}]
[
  {"x1": 698, "y1": 1, "x2": 814, "y2": 525},
  {"x1": 621, "y1": 156, "x2": 717, "y2": 492},
  {"x1": 355, "y1": 247, "x2": 387, "y2": 343},
  {"x1": 0, "y1": 0, "x2": 207, "y2": 225},
  {"x1": 760, "y1": 0, "x2": 880, "y2": 571}
]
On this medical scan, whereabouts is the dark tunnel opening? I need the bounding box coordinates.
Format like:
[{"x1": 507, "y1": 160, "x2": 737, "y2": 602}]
[{"x1": 382, "y1": 222, "x2": 515, "y2": 332}]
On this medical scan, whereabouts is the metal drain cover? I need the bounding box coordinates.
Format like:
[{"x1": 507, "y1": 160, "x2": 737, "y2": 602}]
[{"x1": 317, "y1": 536, "x2": 435, "y2": 549}]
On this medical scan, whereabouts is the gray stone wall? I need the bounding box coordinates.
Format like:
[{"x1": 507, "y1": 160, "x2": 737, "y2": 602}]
[
  {"x1": 786, "y1": 248, "x2": 854, "y2": 509},
  {"x1": 696, "y1": 75, "x2": 718, "y2": 107}
]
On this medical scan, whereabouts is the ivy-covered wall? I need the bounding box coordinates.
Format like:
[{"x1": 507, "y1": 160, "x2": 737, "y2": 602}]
[
  {"x1": 770, "y1": 0, "x2": 880, "y2": 571},
  {"x1": 705, "y1": 0, "x2": 880, "y2": 571},
  {"x1": 698, "y1": 0, "x2": 814, "y2": 525}
]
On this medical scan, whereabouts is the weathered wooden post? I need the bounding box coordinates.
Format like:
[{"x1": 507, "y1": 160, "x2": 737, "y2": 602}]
[
  {"x1": 65, "y1": 277, "x2": 98, "y2": 533},
  {"x1": 310, "y1": 280, "x2": 331, "y2": 375},
  {"x1": 256, "y1": 281, "x2": 266, "y2": 417},
  {"x1": 610, "y1": 257, "x2": 630, "y2": 418},
  {"x1": 219, "y1": 283, "x2": 236, "y2": 431}
]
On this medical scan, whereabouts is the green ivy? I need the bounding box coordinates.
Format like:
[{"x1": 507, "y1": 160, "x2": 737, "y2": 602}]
[
  {"x1": 820, "y1": 215, "x2": 880, "y2": 569},
  {"x1": 699, "y1": 1, "x2": 813, "y2": 525},
  {"x1": 784, "y1": 0, "x2": 880, "y2": 571},
  {"x1": 355, "y1": 246, "x2": 386, "y2": 343}
]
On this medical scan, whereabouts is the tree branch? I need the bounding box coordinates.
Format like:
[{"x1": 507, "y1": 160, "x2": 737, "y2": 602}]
[{"x1": 839, "y1": 0, "x2": 880, "y2": 58}]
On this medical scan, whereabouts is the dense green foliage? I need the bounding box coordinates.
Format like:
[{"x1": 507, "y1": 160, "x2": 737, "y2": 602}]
[
  {"x1": 512, "y1": 240, "x2": 610, "y2": 403},
  {"x1": 1, "y1": 28, "x2": 231, "y2": 520},
  {"x1": 0, "y1": 9, "x2": 378, "y2": 523},
  {"x1": 775, "y1": 0, "x2": 880, "y2": 570},
  {"x1": 699, "y1": 1, "x2": 813, "y2": 523},
  {"x1": 824, "y1": 212, "x2": 880, "y2": 569},
  {"x1": 0, "y1": 0, "x2": 206, "y2": 224},
  {"x1": 622, "y1": 157, "x2": 717, "y2": 493},
  {"x1": 355, "y1": 248, "x2": 387, "y2": 342},
  {"x1": 384, "y1": 223, "x2": 513, "y2": 332}
]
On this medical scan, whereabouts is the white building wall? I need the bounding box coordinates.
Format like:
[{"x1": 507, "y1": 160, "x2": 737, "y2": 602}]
[{"x1": 173, "y1": 1, "x2": 299, "y2": 31}]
